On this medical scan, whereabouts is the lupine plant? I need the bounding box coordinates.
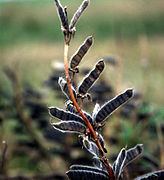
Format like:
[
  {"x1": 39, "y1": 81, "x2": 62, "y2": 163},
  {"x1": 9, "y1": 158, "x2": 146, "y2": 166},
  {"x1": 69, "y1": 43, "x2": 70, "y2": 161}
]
[{"x1": 49, "y1": 0, "x2": 164, "y2": 179}]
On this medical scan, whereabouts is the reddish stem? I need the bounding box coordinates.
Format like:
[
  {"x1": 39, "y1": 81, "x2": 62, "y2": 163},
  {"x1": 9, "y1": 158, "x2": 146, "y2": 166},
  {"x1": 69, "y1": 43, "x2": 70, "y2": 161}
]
[{"x1": 64, "y1": 42, "x2": 115, "y2": 180}]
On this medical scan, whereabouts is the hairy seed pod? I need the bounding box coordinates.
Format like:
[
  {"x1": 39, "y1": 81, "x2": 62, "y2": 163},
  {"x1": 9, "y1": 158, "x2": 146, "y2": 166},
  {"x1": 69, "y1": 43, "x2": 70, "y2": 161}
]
[
  {"x1": 70, "y1": 165, "x2": 109, "y2": 177},
  {"x1": 69, "y1": 0, "x2": 90, "y2": 30},
  {"x1": 67, "y1": 104, "x2": 93, "y2": 125},
  {"x1": 77, "y1": 60, "x2": 105, "y2": 96},
  {"x1": 67, "y1": 170, "x2": 109, "y2": 180},
  {"x1": 124, "y1": 144, "x2": 143, "y2": 167},
  {"x1": 95, "y1": 89, "x2": 133, "y2": 124},
  {"x1": 134, "y1": 170, "x2": 164, "y2": 180},
  {"x1": 113, "y1": 148, "x2": 127, "y2": 179},
  {"x1": 70, "y1": 36, "x2": 93, "y2": 71},
  {"x1": 48, "y1": 107, "x2": 86, "y2": 126},
  {"x1": 52, "y1": 121, "x2": 86, "y2": 134},
  {"x1": 54, "y1": 0, "x2": 69, "y2": 32},
  {"x1": 58, "y1": 77, "x2": 77, "y2": 100}
]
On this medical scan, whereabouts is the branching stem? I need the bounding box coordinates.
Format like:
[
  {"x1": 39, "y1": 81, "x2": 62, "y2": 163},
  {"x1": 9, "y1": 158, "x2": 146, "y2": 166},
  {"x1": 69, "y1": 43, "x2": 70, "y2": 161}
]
[{"x1": 64, "y1": 40, "x2": 115, "y2": 180}]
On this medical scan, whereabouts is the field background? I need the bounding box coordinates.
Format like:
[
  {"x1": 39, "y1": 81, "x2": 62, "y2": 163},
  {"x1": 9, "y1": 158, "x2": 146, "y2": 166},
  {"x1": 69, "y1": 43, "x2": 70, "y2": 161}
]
[{"x1": 0, "y1": 0, "x2": 164, "y2": 179}]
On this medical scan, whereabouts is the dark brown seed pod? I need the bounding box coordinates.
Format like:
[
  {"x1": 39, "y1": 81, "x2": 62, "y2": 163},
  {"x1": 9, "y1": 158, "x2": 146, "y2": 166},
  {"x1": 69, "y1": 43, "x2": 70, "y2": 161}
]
[
  {"x1": 113, "y1": 148, "x2": 127, "y2": 180},
  {"x1": 52, "y1": 121, "x2": 86, "y2": 134},
  {"x1": 95, "y1": 89, "x2": 133, "y2": 124},
  {"x1": 66, "y1": 169, "x2": 109, "y2": 180},
  {"x1": 67, "y1": 104, "x2": 93, "y2": 125},
  {"x1": 98, "y1": 134, "x2": 107, "y2": 153},
  {"x1": 84, "y1": 140, "x2": 104, "y2": 158},
  {"x1": 124, "y1": 144, "x2": 143, "y2": 167},
  {"x1": 58, "y1": 77, "x2": 77, "y2": 101},
  {"x1": 77, "y1": 60, "x2": 105, "y2": 97},
  {"x1": 70, "y1": 165, "x2": 109, "y2": 177},
  {"x1": 134, "y1": 170, "x2": 164, "y2": 180},
  {"x1": 48, "y1": 107, "x2": 86, "y2": 126},
  {"x1": 70, "y1": 36, "x2": 93, "y2": 73},
  {"x1": 54, "y1": 0, "x2": 69, "y2": 32},
  {"x1": 69, "y1": 0, "x2": 90, "y2": 31}
]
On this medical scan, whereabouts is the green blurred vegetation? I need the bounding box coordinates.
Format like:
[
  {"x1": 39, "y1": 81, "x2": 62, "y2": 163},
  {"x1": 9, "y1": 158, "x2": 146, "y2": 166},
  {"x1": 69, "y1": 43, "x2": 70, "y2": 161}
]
[{"x1": 0, "y1": 0, "x2": 164, "y2": 47}]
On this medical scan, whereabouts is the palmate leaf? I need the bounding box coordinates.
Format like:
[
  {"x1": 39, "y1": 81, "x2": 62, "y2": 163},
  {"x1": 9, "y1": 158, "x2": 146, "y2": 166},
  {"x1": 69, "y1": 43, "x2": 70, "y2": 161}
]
[
  {"x1": 52, "y1": 121, "x2": 86, "y2": 134},
  {"x1": 95, "y1": 89, "x2": 133, "y2": 124},
  {"x1": 67, "y1": 170, "x2": 109, "y2": 180},
  {"x1": 134, "y1": 170, "x2": 164, "y2": 180}
]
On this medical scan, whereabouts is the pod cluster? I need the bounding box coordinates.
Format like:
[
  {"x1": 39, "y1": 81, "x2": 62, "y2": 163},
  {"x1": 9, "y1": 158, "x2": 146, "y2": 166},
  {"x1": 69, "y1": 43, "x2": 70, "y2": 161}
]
[{"x1": 66, "y1": 144, "x2": 144, "y2": 180}]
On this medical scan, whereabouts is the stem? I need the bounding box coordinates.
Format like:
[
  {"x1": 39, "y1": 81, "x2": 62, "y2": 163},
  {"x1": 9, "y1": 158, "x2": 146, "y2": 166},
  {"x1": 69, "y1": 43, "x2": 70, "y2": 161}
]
[{"x1": 64, "y1": 42, "x2": 115, "y2": 180}]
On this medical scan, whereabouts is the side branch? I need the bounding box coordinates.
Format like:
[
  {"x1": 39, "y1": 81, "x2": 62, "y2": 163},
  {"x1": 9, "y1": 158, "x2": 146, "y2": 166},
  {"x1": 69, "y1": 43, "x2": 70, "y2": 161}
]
[{"x1": 63, "y1": 43, "x2": 115, "y2": 179}]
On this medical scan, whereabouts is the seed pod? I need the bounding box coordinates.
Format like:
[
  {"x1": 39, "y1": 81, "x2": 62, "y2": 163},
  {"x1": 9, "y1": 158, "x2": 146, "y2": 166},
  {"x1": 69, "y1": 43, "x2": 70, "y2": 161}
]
[
  {"x1": 67, "y1": 170, "x2": 109, "y2": 180},
  {"x1": 70, "y1": 165, "x2": 109, "y2": 177},
  {"x1": 54, "y1": 0, "x2": 69, "y2": 32},
  {"x1": 134, "y1": 170, "x2": 164, "y2": 180},
  {"x1": 95, "y1": 89, "x2": 133, "y2": 124},
  {"x1": 69, "y1": 0, "x2": 90, "y2": 30},
  {"x1": 70, "y1": 36, "x2": 93, "y2": 72},
  {"x1": 48, "y1": 107, "x2": 86, "y2": 126},
  {"x1": 85, "y1": 141, "x2": 104, "y2": 158},
  {"x1": 67, "y1": 104, "x2": 93, "y2": 125},
  {"x1": 98, "y1": 134, "x2": 107, "y2": 153},
  {"x1": 52, "y1": 121, "x2": 86, "y2": 134},
  {"x1": 124, "y1": 144, "x2": 143, "y2": 167},
  {"x1": 58, "y1": 77, "x2": 77, "y2": 101},
  {"x1": 113, "y1": 148, "x2": 127, "y2": 179},
  {"x1": 77, "y1": 60, "x2": 105, "y2": 96},
  {"x1": 93, "y1": 157, "x2": 107, "y2": 171}
]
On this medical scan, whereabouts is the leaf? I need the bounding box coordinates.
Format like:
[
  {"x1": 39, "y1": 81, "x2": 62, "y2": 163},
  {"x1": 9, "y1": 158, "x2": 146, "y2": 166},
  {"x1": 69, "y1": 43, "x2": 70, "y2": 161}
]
[
  {"x1": 67, "y1": 170, "x2": 109, "y2": 180},
  {"x1": 52, "y1": 121, "x2": 86, "y2": 134},
  {"x1": 113, "y1": 148, "x2": 127, "y2": 179},
  {"x1": 95, "y1": 89, "x2": 133, "y2": 124}
]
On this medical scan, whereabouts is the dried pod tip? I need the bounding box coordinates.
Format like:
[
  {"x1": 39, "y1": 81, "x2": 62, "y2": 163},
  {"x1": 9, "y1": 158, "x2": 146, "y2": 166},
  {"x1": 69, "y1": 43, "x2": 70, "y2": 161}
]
[
  {"x1": 136, "y1": 144, "x2": 143, "y2": 154},
  {"x1": 48, "y1": 106, "x2": 55, "y2": 116},
  {"x1": 87, "y1": 36, "x2": 93, "y2": 45},
  {"x1": 126, "y1": 88, "x2": 133, "y2": 98}
]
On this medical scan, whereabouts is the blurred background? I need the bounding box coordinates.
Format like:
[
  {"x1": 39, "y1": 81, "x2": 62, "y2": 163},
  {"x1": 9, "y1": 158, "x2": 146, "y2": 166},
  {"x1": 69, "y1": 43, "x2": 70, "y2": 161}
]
[{"x1": 0, "y1": 0, "x2": 164, "y2": 179}]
